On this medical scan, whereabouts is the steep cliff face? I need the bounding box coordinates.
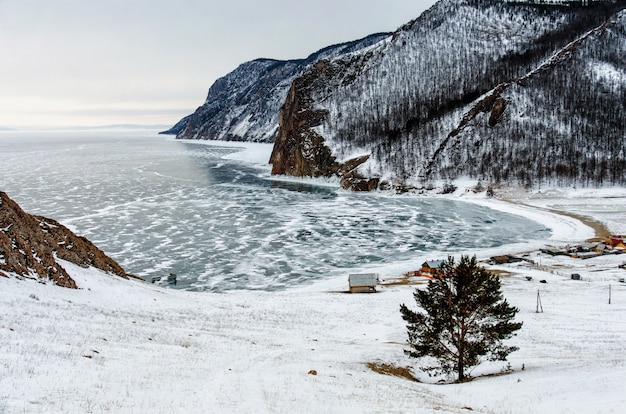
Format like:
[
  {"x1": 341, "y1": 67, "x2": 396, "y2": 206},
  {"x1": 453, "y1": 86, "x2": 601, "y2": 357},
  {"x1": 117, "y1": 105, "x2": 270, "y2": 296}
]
[
  {"x1": 269, "y1": 53, "x2": 383, "y2": 189},
  {"x1": 0, "y1": 191, "x2": 130, "y2": 288},
  {"x1": 165, "y1": 33, "x2": 389, "y2": 142},
  {"x1": 270, "y1": 61, "x2": 338, "y2": 177},
  {"x1": 271, "y1": 0, "x2": 626, "y2": 190}
]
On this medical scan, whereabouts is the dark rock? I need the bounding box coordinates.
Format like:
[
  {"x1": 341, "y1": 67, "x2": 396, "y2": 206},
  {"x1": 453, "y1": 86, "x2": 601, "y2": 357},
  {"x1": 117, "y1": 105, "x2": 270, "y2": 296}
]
[
  {"x1": 270, "y1": 60, "x2": 341, "y2": 177},
  {"x1": 0, "y1": 191, "x2": 130, "y2": 288}
]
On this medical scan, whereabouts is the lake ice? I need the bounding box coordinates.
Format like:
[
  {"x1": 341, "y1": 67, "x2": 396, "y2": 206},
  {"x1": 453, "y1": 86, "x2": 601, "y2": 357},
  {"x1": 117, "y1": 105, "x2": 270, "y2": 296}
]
[{"x1": 0, "y1": 129, "x2": 549, "y2": 291}]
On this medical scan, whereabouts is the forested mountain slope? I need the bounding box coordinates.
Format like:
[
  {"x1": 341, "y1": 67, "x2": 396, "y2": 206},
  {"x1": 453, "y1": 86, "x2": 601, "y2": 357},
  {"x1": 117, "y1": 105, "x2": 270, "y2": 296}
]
[
  {"x1": 163, "y1": 33, "x2": 389, "y2": 142},
  {"x1": 270, "y1": 0, "x2": 626, "y2": 190}
]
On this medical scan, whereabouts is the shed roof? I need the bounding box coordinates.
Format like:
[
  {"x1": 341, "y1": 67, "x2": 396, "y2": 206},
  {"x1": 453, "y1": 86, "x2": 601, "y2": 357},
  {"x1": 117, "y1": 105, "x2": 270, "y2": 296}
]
[
  {"x1": 348, "y1": 273, "x2": 379, "y2": 286},
  {"x1": 422, "y1": 260, "x2": 444, "y2": 269}
]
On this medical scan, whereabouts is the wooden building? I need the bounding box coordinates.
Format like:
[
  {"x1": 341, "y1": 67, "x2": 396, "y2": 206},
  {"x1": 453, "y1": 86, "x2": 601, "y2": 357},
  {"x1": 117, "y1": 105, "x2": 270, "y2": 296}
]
[
  {"x1": 348, "y1": 273, "x2": 379, "y2": 293},
  {"x1": 421, "y1": 260, "x2": 443, "y2": 276}
]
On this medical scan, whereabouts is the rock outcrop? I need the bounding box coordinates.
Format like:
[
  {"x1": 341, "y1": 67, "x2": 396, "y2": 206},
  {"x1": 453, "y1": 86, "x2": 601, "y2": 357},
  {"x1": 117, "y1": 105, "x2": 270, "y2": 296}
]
[
  {"x1": 270, "y1": 60, "x2": 339, "y2": 177},
  {"x1": 269, "y1": 0, "x2": 626, "y2": 190},
  {"x1": 269, "y1": 53, "x2": 382, "y2": 190},
  {"x1": 0, "y1": 191, "x2": 130, "y2": 288}
]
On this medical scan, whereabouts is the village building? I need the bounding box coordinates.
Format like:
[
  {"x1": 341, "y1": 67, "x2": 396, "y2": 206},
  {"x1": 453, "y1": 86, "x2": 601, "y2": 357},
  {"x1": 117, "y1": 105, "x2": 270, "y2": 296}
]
[
  {"x1": 348, "y1": 273, "x2": 379, "y2": 293},
  {"x1": 490, "y1": 255, "x2": 524, "y2": 265},
  {"x1": 421, "y1": 260, "x2": 444, "y2": 276},
  {"x1": 608, "y1": 235, "x2": 626, "y2": 249}
]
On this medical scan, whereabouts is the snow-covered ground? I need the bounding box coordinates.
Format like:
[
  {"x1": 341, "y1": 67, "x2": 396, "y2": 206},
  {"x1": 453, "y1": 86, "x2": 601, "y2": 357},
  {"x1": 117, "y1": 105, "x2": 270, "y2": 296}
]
[
  {"x1": 2, "y1": 137, "x2": 626, "y2": 414},
  {"x1": 2, "y1": 186, "x2": 626, "y2": 414},
  {"x1": 513, "y1": 186, "x2": 626, "y2": 236}
]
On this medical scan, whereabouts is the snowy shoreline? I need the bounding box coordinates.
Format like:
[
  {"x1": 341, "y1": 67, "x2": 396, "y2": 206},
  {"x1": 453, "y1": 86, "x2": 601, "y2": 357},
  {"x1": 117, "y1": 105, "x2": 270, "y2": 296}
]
[
  {"x1": 2, "y1": 189, "x2": 625, "y2": 412},
  {"x1": 178, "y1": 138, "x2": 620, "y2": 248},
  {"x1": 2, "y1": 139, "x2": 626, "y2": 413}
]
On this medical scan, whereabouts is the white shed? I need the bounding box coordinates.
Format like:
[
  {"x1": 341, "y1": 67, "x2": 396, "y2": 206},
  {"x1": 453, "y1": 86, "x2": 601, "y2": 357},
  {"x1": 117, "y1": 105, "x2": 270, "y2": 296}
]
[{"x1": 348, "y1": 273, "x2": 379, "y2": 293}]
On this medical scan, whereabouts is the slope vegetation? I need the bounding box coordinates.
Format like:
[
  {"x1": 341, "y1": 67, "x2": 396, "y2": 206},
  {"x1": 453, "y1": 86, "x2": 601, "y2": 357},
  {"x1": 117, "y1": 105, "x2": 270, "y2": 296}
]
[
  {"x1": 271, "y1": 0, "x2": 626, "y2": 189},
  {"x1": 165, "y1": 33, "x2": 389, "y2": 142}
]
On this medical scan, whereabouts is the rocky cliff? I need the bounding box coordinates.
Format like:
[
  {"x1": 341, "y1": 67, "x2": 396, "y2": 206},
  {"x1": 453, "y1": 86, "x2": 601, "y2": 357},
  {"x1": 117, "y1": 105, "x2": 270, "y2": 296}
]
[
  {"x1": 162, "y1": 33, "x2": 390, "y2": 142},
  {"x1": 0, "y1": 191, "x2": 130, "y2": 288},
  {"x1": 268, "y1": 55, "x2": 384, "y2": 190},
  {"x1": 271, "y1": 0, "x2": 626, "y2": 190},
  {"x1": 269, "y1": 60, "x2": 339, "y2": 177}
]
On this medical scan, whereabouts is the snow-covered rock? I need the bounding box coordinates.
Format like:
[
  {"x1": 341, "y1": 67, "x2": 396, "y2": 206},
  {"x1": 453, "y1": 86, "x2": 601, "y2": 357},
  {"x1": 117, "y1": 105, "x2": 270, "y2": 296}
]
[
  {"x1": 164, "y1": 33, "x2": 390, "y2": 142},
  {"x1": 0, "y1": 191, "x2": 130, "y2": 287}
]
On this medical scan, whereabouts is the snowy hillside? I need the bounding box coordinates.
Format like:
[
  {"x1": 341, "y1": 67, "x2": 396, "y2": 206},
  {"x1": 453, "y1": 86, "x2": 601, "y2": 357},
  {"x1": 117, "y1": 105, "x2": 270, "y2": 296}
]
[
  {"x1": 2, "y1": 195, "x2": 626, "y2": 412},
  {"x1": 3, "y1": 137, "x2": 626, "y2": 411},
  {"x1": 164, "y1": 33, "x2": 389, "y2": 142},
  {"x1": 271, "y1": 0, "x2": 626, "y2": 189}
]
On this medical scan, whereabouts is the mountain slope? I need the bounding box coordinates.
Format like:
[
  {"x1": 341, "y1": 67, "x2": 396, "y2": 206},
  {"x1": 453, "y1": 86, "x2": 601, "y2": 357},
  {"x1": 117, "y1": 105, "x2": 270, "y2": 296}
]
[
  {"x1": 270, "y1": 0, "x2": 626, "y2": 190},
  {"x1": 163, "y1": 33, "x2": 390, "y2": 142}
]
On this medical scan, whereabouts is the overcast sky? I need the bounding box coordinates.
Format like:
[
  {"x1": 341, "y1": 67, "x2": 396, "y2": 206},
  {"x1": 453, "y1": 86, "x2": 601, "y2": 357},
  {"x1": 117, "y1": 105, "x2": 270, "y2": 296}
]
[{"x1": 0, "y1": 0, "x2": 437, "y2": 129}]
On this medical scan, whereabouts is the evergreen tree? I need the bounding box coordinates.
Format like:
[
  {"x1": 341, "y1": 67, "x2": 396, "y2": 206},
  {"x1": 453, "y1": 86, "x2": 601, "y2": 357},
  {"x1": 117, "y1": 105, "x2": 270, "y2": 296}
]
[{"x1": 400, "y1": 255, "x2": 522, "y2": 382}]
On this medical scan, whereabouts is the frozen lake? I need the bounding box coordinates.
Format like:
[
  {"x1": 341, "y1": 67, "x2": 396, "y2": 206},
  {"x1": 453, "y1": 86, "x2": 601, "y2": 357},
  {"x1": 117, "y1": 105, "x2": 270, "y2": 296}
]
[{"x1": 0, "y1": 129, "x2": 549, "y2": 291}]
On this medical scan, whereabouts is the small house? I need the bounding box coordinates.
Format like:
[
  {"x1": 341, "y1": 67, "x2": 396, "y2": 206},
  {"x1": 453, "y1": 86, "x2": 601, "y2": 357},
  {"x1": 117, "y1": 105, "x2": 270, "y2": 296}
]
[
  {"x1": 541, "y1": 247, "x2": 567, "y2": 256},
  {"x1": 574, "y1": 251, "x2": 602, "y2": 260},
  {"x1": 607, "y1": 235, "x2": 626, "y2": 250},
  {"x1": 348, "y1": 273, "x2": 379, "y2": 293},
  {"x1": 609, "y1": 235, "x2": 625, "y2": 247},
  {"x1": 490, "y1": 255, "x2": 524, "y2": 265},
  {"x1": 594, "y1": 243, "x2": 607, "y2": 253},
  {"x1": 421, "y1": 260, "x2": 443, "y2": 276}
]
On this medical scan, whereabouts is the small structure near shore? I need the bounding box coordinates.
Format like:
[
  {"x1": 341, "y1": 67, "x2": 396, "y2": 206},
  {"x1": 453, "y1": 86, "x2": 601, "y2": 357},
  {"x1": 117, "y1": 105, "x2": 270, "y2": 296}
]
[
  {"x1": 609, "y1": 235, "x2": 626, "y2": 249},
  {"x1": 490, "y1": 255, "x2": 525, "y2": 265},
  {"x1": 542, "y1": 235, "x2": 626, "y2": 260},
  {"x1": 348, "y1": 273, "x2": 379, "y2": 293},
  {"x1": 151, "y1": 273, "x2": 178, "y2": 285},
  {"x1": 403, "y1": 260, "x2": 445, "y2": 280},
  {"x1": 421, "y1": 260, "x2": 444, "y2": 276}
]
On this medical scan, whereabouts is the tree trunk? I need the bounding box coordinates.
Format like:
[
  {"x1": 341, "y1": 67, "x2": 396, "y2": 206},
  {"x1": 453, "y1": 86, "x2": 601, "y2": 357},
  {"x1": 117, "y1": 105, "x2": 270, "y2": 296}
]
[{"x1": 457, "y1": 321, "x2": 465, "y2": 382}]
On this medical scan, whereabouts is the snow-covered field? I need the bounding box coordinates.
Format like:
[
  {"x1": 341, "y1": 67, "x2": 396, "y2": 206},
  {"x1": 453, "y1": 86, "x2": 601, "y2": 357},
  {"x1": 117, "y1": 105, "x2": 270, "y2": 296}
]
[
  {"x1": 2, "y1": 136, "x2": 626, "y2": 413},
  {"x1": 2, "y1": 182, "x2": 626, "y2": 413}
]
